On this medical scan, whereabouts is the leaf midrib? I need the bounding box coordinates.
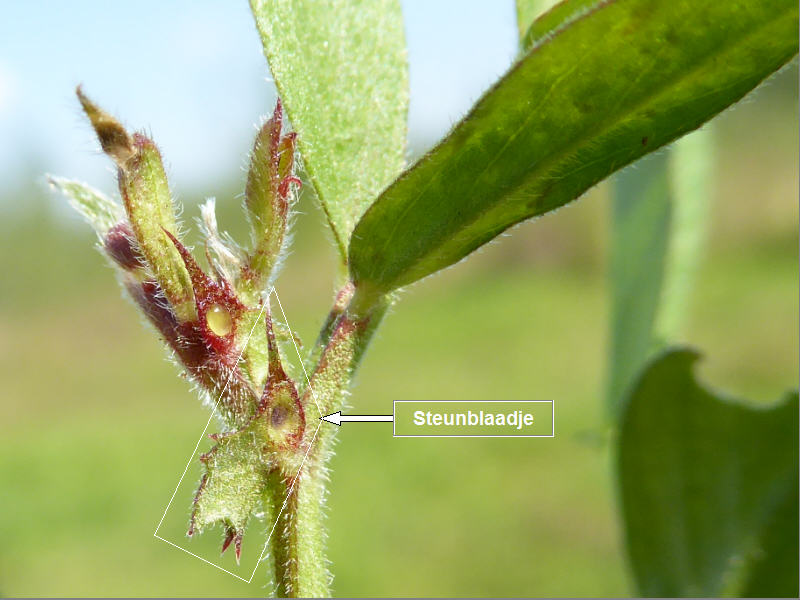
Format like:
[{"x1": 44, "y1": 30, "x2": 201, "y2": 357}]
[
  {"x1": 361, "y1": 0, "x2": 794, "y2": 289},
  {"x1": 366, "y1": 0, "x2": 612, "y2": 275}
]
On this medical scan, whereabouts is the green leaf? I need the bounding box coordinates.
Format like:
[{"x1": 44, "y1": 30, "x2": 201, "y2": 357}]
[
  {"x1": 739, "y1": 480, "x2": 800, "y2": 597},
  {"x1": 48, "y1": 176, "x2": 122, "y2": 236},
  {"x1": 518, "y1": 0, "x2": 594, "y2": 51},
  {"x1": 618, "y1": 348, "x2": 799, "y2": 597},
  {"x1": 349, "y1": 0, "x2": 798, "y2": 295},
  {"x1": 249, "y1": 0, "x2": 409, "y2": 261},
  {"x1": 607, "y1": 128, "x2": 714, "y2": 415},
  {"x1": 515, "y1": 0, "x2": 560, "y2": 44},
  {"x1": 190, "y1": 429, "x2": 269, "y2": 543}
]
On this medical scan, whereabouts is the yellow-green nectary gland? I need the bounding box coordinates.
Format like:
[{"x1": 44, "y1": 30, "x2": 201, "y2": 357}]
[{"x1": 206, "y1": 304, "x2": 233, "y2": 336}]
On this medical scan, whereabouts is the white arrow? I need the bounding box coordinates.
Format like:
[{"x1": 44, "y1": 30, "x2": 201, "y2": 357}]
[{"x1": 320, "y1": 411, "x2": 394, "y2": 426}]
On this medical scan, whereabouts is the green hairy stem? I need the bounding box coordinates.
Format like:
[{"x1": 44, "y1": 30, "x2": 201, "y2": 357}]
[{"x1": 271, "y1": 291, "x2": 391, "y2": 596}]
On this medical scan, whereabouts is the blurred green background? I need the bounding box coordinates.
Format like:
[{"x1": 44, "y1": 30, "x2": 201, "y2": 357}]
[{"x1": 0, "y1": 3, "x2": 797, "y2": 596}]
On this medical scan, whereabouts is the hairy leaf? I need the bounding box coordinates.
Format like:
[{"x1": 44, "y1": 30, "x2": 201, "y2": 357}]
[
  {"x1": 619, "y1": 348, "x2": 799, "y2": 597},
  {"x1": 349, "y1": 0, "x2": 798, "y2": 294},
  {"x1": 190, "y1": 430, "x2": 269, "y2": 549},
  {"x1": 250, "y1": 0, "x2": 409, "y2": 261},
  {"x1": 47, "y1": 176, "x2": 122, "y2": 236},
  {"x1": 516, "y1": 0, "x2": 570, "y2": 47}
]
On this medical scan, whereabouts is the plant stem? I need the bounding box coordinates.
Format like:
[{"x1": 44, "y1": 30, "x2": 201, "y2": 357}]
[
  {"x1": 305, "y1": 282, "x2": 355, "y2": 372},
  {"x1": 268, "y1": 286, "x2": 391, "y2": 597},
  {"x1": 268, "y1": 461, "x2": 329, "y2": 597}
]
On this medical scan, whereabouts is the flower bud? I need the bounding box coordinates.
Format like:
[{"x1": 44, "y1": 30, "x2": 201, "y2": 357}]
[
  {"x1": 240, "y1": 99, "x2": 301, "y2": 302},
  {"x1": 104, "y1": 222, "x2": 146, "y2": 271},
  {"x1": 78, "y1": 88, "x2": 196, "y2": 322},
  {"x1": 119, "y1": 134, "x2": 196, "y2": 321}
]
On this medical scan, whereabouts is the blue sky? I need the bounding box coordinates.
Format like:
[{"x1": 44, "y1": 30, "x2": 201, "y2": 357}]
[{"x1": 0, "y1": 1, "x2": 519, "y2": 200}]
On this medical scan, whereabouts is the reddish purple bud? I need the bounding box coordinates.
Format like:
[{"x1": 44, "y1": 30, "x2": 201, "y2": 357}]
[
  {"x1": 124, "y1": 278, "x2": 180, "y2": 344},
  {"x1": 104, "y1": 222, "x2": 146, "y2": 270}
]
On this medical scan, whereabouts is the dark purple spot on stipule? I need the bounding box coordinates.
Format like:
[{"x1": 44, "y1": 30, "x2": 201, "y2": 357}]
[{"x1": 271, "y1": 404, "x2": 288, "y2": 428}]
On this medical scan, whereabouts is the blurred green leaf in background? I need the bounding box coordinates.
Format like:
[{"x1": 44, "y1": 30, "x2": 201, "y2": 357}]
[
  {"x1": 619, "y1": 349, "x2": 798, "y2": 597},
  {"x1": 607, "y1": 129, "x2": 714, "y2": 416}
]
